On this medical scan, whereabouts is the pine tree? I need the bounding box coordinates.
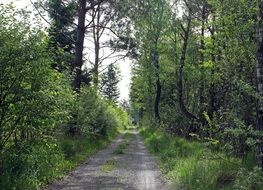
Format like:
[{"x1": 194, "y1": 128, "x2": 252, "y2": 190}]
[
  {"x1": 46, "y1": 0, "x2": 77, "y2": 72},
  {"x1": 100, "y1": 64, "x2": 120, "y2": 103}
]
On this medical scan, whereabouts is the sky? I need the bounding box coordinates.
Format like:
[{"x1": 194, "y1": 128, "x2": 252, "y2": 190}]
[{"x1": 2, "y1": 0, "x2": 132, "y2": 101}]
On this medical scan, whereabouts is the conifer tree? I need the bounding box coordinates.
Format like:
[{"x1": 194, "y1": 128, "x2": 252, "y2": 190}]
[
  {"x1": 100, "y1": 64, "x2": 120, "y2": 103},
  {"x1": 46, "y1": 0, "x2": 77, "y2": 72}
]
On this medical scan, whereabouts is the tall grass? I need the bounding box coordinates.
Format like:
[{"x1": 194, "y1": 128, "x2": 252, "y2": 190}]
[
  {"x1": 140, "y1": 128, "x2": 262, "y2": 190},
  {"x1": 0, "y1": 134, "x2": 115, "y2": 190}
]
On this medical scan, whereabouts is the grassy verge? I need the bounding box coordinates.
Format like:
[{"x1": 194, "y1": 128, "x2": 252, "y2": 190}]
[
  {"x1": 58, "y1": 135, "x2": 114, "y2": 172},
  {"x1": 140, "y1": 127, "x2": 263, "y2": 190},
  {"x1": 0, "y1": 134, "x2": 116, "y2": 190}
]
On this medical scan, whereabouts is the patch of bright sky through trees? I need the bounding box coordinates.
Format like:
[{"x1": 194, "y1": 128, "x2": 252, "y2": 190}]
[{"x1": 2, "y1": 0, "x2": 132, "y2": 102}]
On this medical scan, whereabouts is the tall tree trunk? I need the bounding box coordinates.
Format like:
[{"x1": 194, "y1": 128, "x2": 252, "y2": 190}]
[
  {"x1": 199, "y1": 4, "x2": 207, "y2": 126},
  {"x1": 155, "y1": 78, "x2": 161, "y2": 121},
  {"x1": 178, "y1": 17, "x2": 199, "y2": 121},
  {"x1": 73, "y1": 0, "x2": 86, "y2": 92},
  {"x1": 199, "y1": 5, "x2": 206, "y2": 109},
  {"x1": 256, "y1": 0, "x2": 263, "y2": 169},
  {"x1": 154, "y1": 52, "x2": 161, "y2": 121},
  {"x1": 93, "y1": 3, "x2": 101, "y2": 87},
  {"x1": 152, "y1": 40, "x2": 161, "y2": 121},
  {"x1": 209, "y1": 14, "x2": 216, "y2": 119}
]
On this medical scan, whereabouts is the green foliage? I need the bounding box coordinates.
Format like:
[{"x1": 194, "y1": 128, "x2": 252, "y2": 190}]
[
  {"x1": 100, "y1": 64, "x2": 120, "y2": 103},
  {"x1": 76, "y1": 87, "x2": 128, "y2": 137},
  {"x1": 233, "y1": 167, "x2": 263, "y2": 190},
  {"x1": 0, "y1": 4, "x2": 74, "y2": 149},
  {"x1": 113, "y1": 143, "x2": 126, "y2": 155},
  {"x1": 130, "y1": 0, "x2": 263, "y2": 183},
  {"x1": 0, "y1": 4, "x2": 73, "y2": 189},
  {"x1": 140, "y1": 127, "x2": 262, "y2": 190},
  {"x1": 0, "y1": 4, "x2": 130, "y2": 190},
  {"x1": 0, "y1": 140, "x2": 65, "y2": 190},
  {"x1": 59, "y1": 135, "x2": 111, "y2": 165},
  {"x1": 46, "y1": 0, "x2": 77, "y2": 72}
]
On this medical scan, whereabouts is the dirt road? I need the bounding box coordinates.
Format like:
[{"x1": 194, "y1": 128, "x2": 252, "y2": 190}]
[{"x1": 45, "y1": 130, "x2": 170, "y2": 190}]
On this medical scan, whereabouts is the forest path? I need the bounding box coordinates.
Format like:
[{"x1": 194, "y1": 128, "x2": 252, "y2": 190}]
[{"x1": 45, "y1": 130, "x2": 170, "y2": 190}]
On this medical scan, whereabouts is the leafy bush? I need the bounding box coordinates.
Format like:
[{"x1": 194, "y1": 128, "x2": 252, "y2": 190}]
[
  {"x1": 77, "y1": 87, "x2": 128, "y2": 137},
  {"x1": 0, "y1": 4, "x2": 130, "y2": 190},
  {"x1": 0, "y1": 4, "x2": 74, "y2": 149},
  {"x1": 233, "y1": 167, "x2": 263, "y2": 190},
  {"x1": 0, "y1": 140, "x2": 64, "y2": 190}
]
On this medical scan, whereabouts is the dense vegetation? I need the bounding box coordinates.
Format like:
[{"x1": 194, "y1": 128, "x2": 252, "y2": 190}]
[
  {"x1": 141, "y1": 127, "x2": 262, "y2": 190},
  {"x1": 0, "y1": 3, "x2": 128, "y2": 190},
  {"x1": 1, "y1": 0, "x2": 263, "y2": 189},
  {"x1": 128, "y1": 0, "x2": 263, "y2": 189}
]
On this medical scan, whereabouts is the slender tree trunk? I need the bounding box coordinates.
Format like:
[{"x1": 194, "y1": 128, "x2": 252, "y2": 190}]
[
  {"x1": 155, "y1": 78, "x2": 161, "y2": 121},
  {"x1": 73, "y1": 0, "x2": 86, "y2": 92},
  {"x1": 178, "y1": 17, "x2": 198, "y2": 121},
  {"x1": 152, "y1": 41, "x2": 161, "y2": 121},
  {"x1": 209, "y1": 14, "x2": 216, "y2": 119},
  {"x1": 154, "y1": 60, "x2": 161, "y2": 121},
  {"x1": 93, "y1": 4, "x2": 101, "y2": 87},
  {"x1": 199, "y1": 5, "x2": 206, "y2": 110},
  {"x1": 199, "y1": 5, "x2": 207, "y2": 127},
  {"x1": 256, "y1": 0, "x2": 263, "y2": 169}
]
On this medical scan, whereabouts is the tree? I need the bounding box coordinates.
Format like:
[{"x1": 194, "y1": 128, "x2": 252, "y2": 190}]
[
  {"x1": 46, "y1": 0, "x2": 77, "y2": 72},
  {"x1": 72, "y1": 0, "x2": 87, "y2": 92},
  {"x1": 87, "y1": 0, "x2": 134, "y2": 88},
  {"x1": 256, "y1": 0, "x2": 263, "y2": 169},
  {"x1": 177, "y1": 0, "x2": 199, "y2": 122},
  {"x1": 0, "y1": 3, "x2": 73, "y2": 155},
  {"x1": 128, "y1": 0, "x2": 171, "y2": 122},
  {"x1": 100, "y1": 63, "x2": 120, "y2": 103}
]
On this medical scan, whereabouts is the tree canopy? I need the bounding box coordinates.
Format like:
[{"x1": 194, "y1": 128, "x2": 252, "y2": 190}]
[{"x1": 0, "y1": 0, "x2": 263, "y2": 189}]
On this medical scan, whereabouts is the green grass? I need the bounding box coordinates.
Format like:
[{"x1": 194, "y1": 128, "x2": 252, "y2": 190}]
[
  {"x1": 59, "y1": 135, "x2": 113, "y2": 171},
  {"x1": 140, "y1": 127, "x2": 263, "y2": 190},
  {"x1": 0, "y1": 133, "x2": 117, "y2": 190},
  {"x1": 113, "y1": 143, "x2": 126, "y2": 155},
  {"x1": 101, "y1": 158, "x2": 118, "y2": 172},
  {"x1": 113, "y1": 130, "x2": 133, "y2": 155}
]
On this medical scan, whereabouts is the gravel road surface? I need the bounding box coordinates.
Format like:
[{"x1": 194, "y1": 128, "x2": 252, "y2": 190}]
[{"x1": 45, "y1": 130, "x2": 170, "y2": 190}]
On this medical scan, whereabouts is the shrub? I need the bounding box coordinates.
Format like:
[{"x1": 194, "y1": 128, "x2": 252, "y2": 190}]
[
  {"x1": 0, "y1": 140, "x2": 64, "y2": 190},
  {"x1": 233, "y1": 167, "x2": 263, "y2": 190},
  {"x1": 0, "y1": 5, "x2": 73, "y2": 189},
  {"x1": 76, "y1": 87, "x2": 128, "y2": 137}
]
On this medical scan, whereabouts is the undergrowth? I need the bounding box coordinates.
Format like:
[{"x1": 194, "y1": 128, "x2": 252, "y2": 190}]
[
  {"x1": 58, "y1": 135, "x2": 113, "y2": 171},
  {"x1": 140, "y1": 127, "x2": 263, "y2": 190},
  {"x1": 0, "y1": 134, "x2": 115, "y2": 190}
]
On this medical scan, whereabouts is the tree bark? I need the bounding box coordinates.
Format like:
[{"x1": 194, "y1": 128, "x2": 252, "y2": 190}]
[
  {"x1": 256, "y1": 0, "x2": 263, "y2": 169},
  {"x1": 154, "y1": 52, "x2": 161, "y2": 121},
  {"x1": 209, "y1": 14, "x2": 216, "y2": 119},
  {"x1": 178, "y1": 16, "x2": 199, "y2": 121},
  {"x1": 199, "y1": 5, "x2": 206, "y2": 109},
  {"x1": 152, "y1": 39, "x2": 161, "y2": 121},
  {"x1": 73, "y1": 0, "x2": 87, "y2": 92},
  {"x1": 199, "y1": 4, "x2": 207, "y2": 127},
  {"x1": 93, "y1": 3, "x2": 101, "y2": 87}
]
